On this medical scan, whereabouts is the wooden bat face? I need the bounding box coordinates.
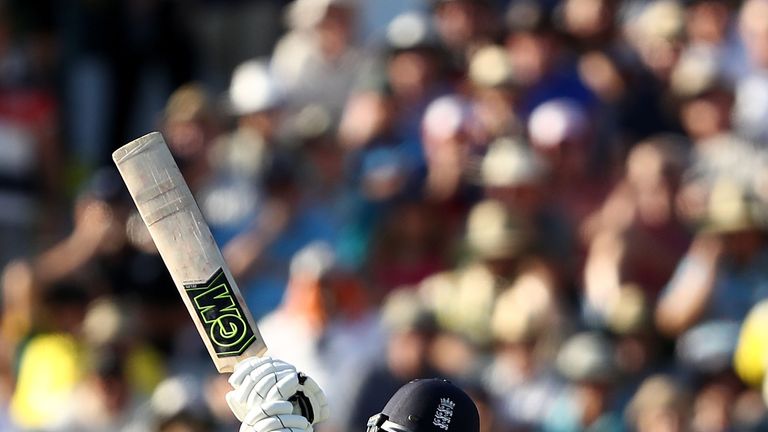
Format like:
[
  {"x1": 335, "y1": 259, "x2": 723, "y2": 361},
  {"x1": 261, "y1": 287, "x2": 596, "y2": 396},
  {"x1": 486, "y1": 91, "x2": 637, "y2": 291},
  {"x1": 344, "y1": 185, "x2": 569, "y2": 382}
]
[{"x1": 113, "y1": 132, "x2": 266, "y2": 372}]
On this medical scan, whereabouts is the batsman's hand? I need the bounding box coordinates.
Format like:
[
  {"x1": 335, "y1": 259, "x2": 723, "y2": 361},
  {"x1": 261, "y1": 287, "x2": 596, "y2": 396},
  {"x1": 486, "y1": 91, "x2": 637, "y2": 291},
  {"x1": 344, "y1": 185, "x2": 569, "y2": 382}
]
[
  {"x1": 226, "y1": 356, "x2": 329, "y2": 430},
  {"x1": 239, "y1": 400, "x2": 312, "y2": 432}
]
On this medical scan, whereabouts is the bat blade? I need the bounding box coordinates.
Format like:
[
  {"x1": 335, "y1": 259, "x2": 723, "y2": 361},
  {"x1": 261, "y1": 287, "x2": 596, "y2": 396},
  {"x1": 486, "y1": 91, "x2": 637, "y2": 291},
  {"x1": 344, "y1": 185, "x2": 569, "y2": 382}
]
[{"x1": 112, "y1": 131, "x2": 267, "y2": 373}]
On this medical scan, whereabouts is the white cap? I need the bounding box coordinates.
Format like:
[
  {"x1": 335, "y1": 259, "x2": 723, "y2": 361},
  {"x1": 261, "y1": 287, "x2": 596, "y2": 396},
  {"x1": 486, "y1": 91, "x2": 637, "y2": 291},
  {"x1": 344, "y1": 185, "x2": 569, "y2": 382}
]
[
  {"x1": 290, "y1": 241, "x2": 337, "y2": 278},
  {"x1": 670, "y1": 45, "x2": 720, "y2": 97},
  {"x1": 228, "y1": 59, "x2": 281, "y2": 115},
  {"x1": 528, "y1": 99, "x2": 588, "y2": 148},
  {"x1": 422, "y1": 95, "x2": 473, "y2": 141},
  {"x1": 386, "y1": 11, "x2": 436, "y2": 50}
]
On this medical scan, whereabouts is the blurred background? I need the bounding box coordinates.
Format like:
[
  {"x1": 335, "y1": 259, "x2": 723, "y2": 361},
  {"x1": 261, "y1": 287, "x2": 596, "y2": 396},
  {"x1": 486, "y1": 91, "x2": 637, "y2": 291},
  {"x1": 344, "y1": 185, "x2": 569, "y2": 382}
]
[{"x1": 5, "y1": 0, "x2": 768, "y2": 431}]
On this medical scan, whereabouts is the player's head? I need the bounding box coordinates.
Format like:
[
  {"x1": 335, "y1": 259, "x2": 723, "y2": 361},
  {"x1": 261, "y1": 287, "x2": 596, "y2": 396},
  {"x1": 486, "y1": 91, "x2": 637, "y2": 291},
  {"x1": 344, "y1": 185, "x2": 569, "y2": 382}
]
[{"x1": 366, "y1": 378, "x2": 479, "y2": 432}]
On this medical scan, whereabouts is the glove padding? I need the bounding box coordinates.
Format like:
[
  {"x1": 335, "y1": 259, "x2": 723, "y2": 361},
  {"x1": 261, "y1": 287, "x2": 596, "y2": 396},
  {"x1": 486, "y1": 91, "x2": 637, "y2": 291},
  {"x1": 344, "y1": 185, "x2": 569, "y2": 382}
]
[
  {"x1": 240, "y1": 400, "x2": 312, "y2": 432},
  {"x1": 227, "y1": 357, "x2": 329, "y2": 426}
]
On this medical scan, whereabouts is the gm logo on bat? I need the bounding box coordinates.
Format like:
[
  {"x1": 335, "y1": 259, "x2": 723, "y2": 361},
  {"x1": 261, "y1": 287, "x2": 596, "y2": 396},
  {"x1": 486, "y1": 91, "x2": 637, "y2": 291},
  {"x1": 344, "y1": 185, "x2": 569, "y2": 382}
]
[{"x1": 183, "y1": 268, "x2": 256, "y2": 357}]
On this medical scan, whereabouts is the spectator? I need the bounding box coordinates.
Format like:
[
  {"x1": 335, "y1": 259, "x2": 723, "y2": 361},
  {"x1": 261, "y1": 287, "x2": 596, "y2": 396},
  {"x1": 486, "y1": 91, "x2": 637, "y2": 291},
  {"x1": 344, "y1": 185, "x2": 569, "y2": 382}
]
[
  {"x1": 504, "y1": 1, "x2": 597, "y2": 115},
  {"x1": 420, "y1": 94, "x2": 481, "y2": 211},
  {"x1": 468, "y1": 46, "x2": 522, "y2": 142},
  {"x1": 584, "y1": 135, "x2": 692, "y2": 319},
  {"x1": 432, "y1": 0, "x2": 499, "y2": 74},
  {"x1": 148, "y1": 375, "x2": 216, "y2": 432},
  {"x1": 733, "y1": 0, "x2": 768, "y2": 141},
  {"x1": 688, "y1": 371, "x2": 747, "y2": 432},
  {"x1": 273, "y1": 0, "x2": 363, "y2": 121},
  {"x1": 670, "y1": 48, "x2": 735, "y2": 143},
  {"x1": 158, "y1": 82, "x2": 221, "y2": 191},
  {"x1": 558, "y1": 0, "x2": 619, "y2": 53},
  {"x1": 339, "y1": 289, "x2": 439, "y2": 431},
  {"x1": 258, "y1": 241, "x2": 381, "y2": 420},
  {"x1": 205, "y1": 59, "x2": 283, "y2": 213},
  {"x1": 368, "y1": 200, "x2": 451, "y2": 296},
  {"x1": 528, "y1": 98, "x2": 611, "y2": 231},
  {"x1": 383, "y1": 11, "x2": 449, "y2": 141},
  {"x1": 223, "y1": 158, "x2": 338, "y2": 318},
  {"x1": 480, "y1": 136, "x2": 575, "y2": 285},
  {"x1": 624, "y1": 374, "x2": 692, "y2": 432},
  {"x1": 49, "y1": 346, "x2": 148, "y2": 432},
  {"x1": 544, "y1": 332, "x2": 625, "y2": 432},
  {"x1": 483, "y1": 272, "x2": 567, "y2": 430},
  {"x1": 9, "y1": 281, "x2": 90, "y2": 429},
  {"x1": 619, "y1": 0, "x2": 687, "y2": 139},
  {"x1": 656, "y1": 178, "x2": 768, "y2": 337}
]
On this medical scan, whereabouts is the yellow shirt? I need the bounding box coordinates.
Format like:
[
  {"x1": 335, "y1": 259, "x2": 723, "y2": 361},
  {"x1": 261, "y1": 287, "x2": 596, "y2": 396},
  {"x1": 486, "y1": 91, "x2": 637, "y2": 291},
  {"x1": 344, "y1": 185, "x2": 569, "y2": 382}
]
[{"x1": 10, "y1": 333, "x2": 83, "y2": 428}]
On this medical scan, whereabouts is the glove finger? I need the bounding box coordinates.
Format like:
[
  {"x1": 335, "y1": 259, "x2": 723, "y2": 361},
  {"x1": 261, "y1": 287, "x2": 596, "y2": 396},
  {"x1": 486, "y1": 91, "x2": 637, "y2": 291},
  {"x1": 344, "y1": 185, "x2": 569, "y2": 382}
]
[
  {"x1": 233, "y1": 362, "x2": 283, "y2": 407},
  {"x1": 252, "y1": 368, "x2": 298, "y2": 403},
  {"x1": 226, "y1": 389, "x2": 247, "y2": 422},
  {"x1": 249, "y1": 370, "x2": 288, "y2": 407},
  {"x1": 276, "y1": 414, "x2": 312, "y2": 430},
  {"x1": 233, "y1": 357, "x2": 295, "y2": 390},
  {"x1": 308, "y1": 398, "x2": 329, "y2": 424},
  {"x1": 307, "y1": 397, "x2": 329, "y2": 424},
  {"x1": 251, "y1": 414, "x2": 309, "y2": 432},
  {"x1": 233, "y1": 373, "x2": 262, "y2": 409},
  {"x1": 249, "y1": 362, "x2": 295, "y2": 394},
  {"x1": 243, "y1": 360, "x2": 293, "y2": 392},
  {"x1": 299, "y1": 376, "x2": 329, "y2": 423},
  {"x1": 257, "y1": 359, "x2": 296, "y2": 377},
  {"x1": 260, "y1": 428, "x2": 312, "y2": 432},
  {"x1": 227, "y1": 364, "x2": 291, "y2": 420},
  {"x1": 238, "y1": 363, "x2": 296, "y2": 408},
  {"x1": 264, "y1": 361, "x2": 297, "y2": 377},
  {"x1": 243, "y1": 400, "x2": 294, "y2": 426},
  {"x1": 266, "y1": 372, "x2": 300, "y2": 401},
  {"x1": 301, "y1": 376, "x2": 328, "y2": 407},
  {"x1": 230, "y1": 356, "x2": 273, "y2": 388},
  {"x1": 240, "y1": 423, "x2": 307, "y2": 432}
]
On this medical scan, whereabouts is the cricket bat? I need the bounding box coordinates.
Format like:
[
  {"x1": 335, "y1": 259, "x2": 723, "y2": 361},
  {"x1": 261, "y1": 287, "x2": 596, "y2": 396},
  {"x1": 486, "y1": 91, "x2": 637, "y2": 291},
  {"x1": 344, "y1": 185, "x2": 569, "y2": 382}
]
[{"x1": 112, "y1": 131, "x2": 267, "y2": 373}]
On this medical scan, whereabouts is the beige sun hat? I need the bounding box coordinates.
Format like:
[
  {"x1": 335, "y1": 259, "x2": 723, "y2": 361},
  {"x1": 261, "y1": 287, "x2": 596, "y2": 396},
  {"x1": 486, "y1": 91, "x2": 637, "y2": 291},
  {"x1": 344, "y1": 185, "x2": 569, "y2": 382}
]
[
  {"x1": 481, "y1": 136, "x2": 547, "y2": 187},
  {"x1": 701, "y1": 178, "x2": 764, "y2": 234},
  {"x1": 381, "y1": 288, "x2": 437, "y2": 334},
  {"x1": 628, "y1": 0, "x2": 685, "y2": 43},
  {"x1": 466, "y1": 200, "x2": 530, "y2": 259},
  {"x1": 556, "y1": 331, "x2": 618, "y2": 383},
  {"x1": 469, "y1": 45, "x2": 515, "y2": 89}
]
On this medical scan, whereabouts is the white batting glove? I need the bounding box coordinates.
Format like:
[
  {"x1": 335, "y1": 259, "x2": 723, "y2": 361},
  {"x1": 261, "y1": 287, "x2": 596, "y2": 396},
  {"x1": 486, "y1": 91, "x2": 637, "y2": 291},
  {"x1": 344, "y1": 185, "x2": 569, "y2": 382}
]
[
  {"x1": 226, "y1": 357, "x2": 330, "y2": 427},
  {"x1": 240, "y1": 400, "x2": 312, "y2": 432}
]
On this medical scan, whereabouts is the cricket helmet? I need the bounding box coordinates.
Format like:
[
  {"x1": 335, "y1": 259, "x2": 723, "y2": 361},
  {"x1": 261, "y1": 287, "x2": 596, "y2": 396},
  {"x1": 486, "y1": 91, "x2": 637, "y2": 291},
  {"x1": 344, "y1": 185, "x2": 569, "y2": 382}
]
[{"x1": 366, "y1": 379, "x2": 479, "y2": 432}]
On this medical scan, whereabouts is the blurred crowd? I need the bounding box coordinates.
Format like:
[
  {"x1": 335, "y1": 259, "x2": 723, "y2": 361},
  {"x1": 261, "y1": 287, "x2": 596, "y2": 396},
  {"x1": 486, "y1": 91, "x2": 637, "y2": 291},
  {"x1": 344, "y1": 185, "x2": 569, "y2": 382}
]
[{"x1": 6, "y1": 0, "x2": 768, "y2": 431}]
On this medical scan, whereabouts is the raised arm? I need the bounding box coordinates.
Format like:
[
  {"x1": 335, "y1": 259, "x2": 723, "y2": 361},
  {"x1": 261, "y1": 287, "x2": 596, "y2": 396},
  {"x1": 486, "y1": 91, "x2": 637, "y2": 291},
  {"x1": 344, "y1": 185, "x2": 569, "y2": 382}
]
[{"x1": 655, "y1": 234, "x2": 722, "y2": 337}]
